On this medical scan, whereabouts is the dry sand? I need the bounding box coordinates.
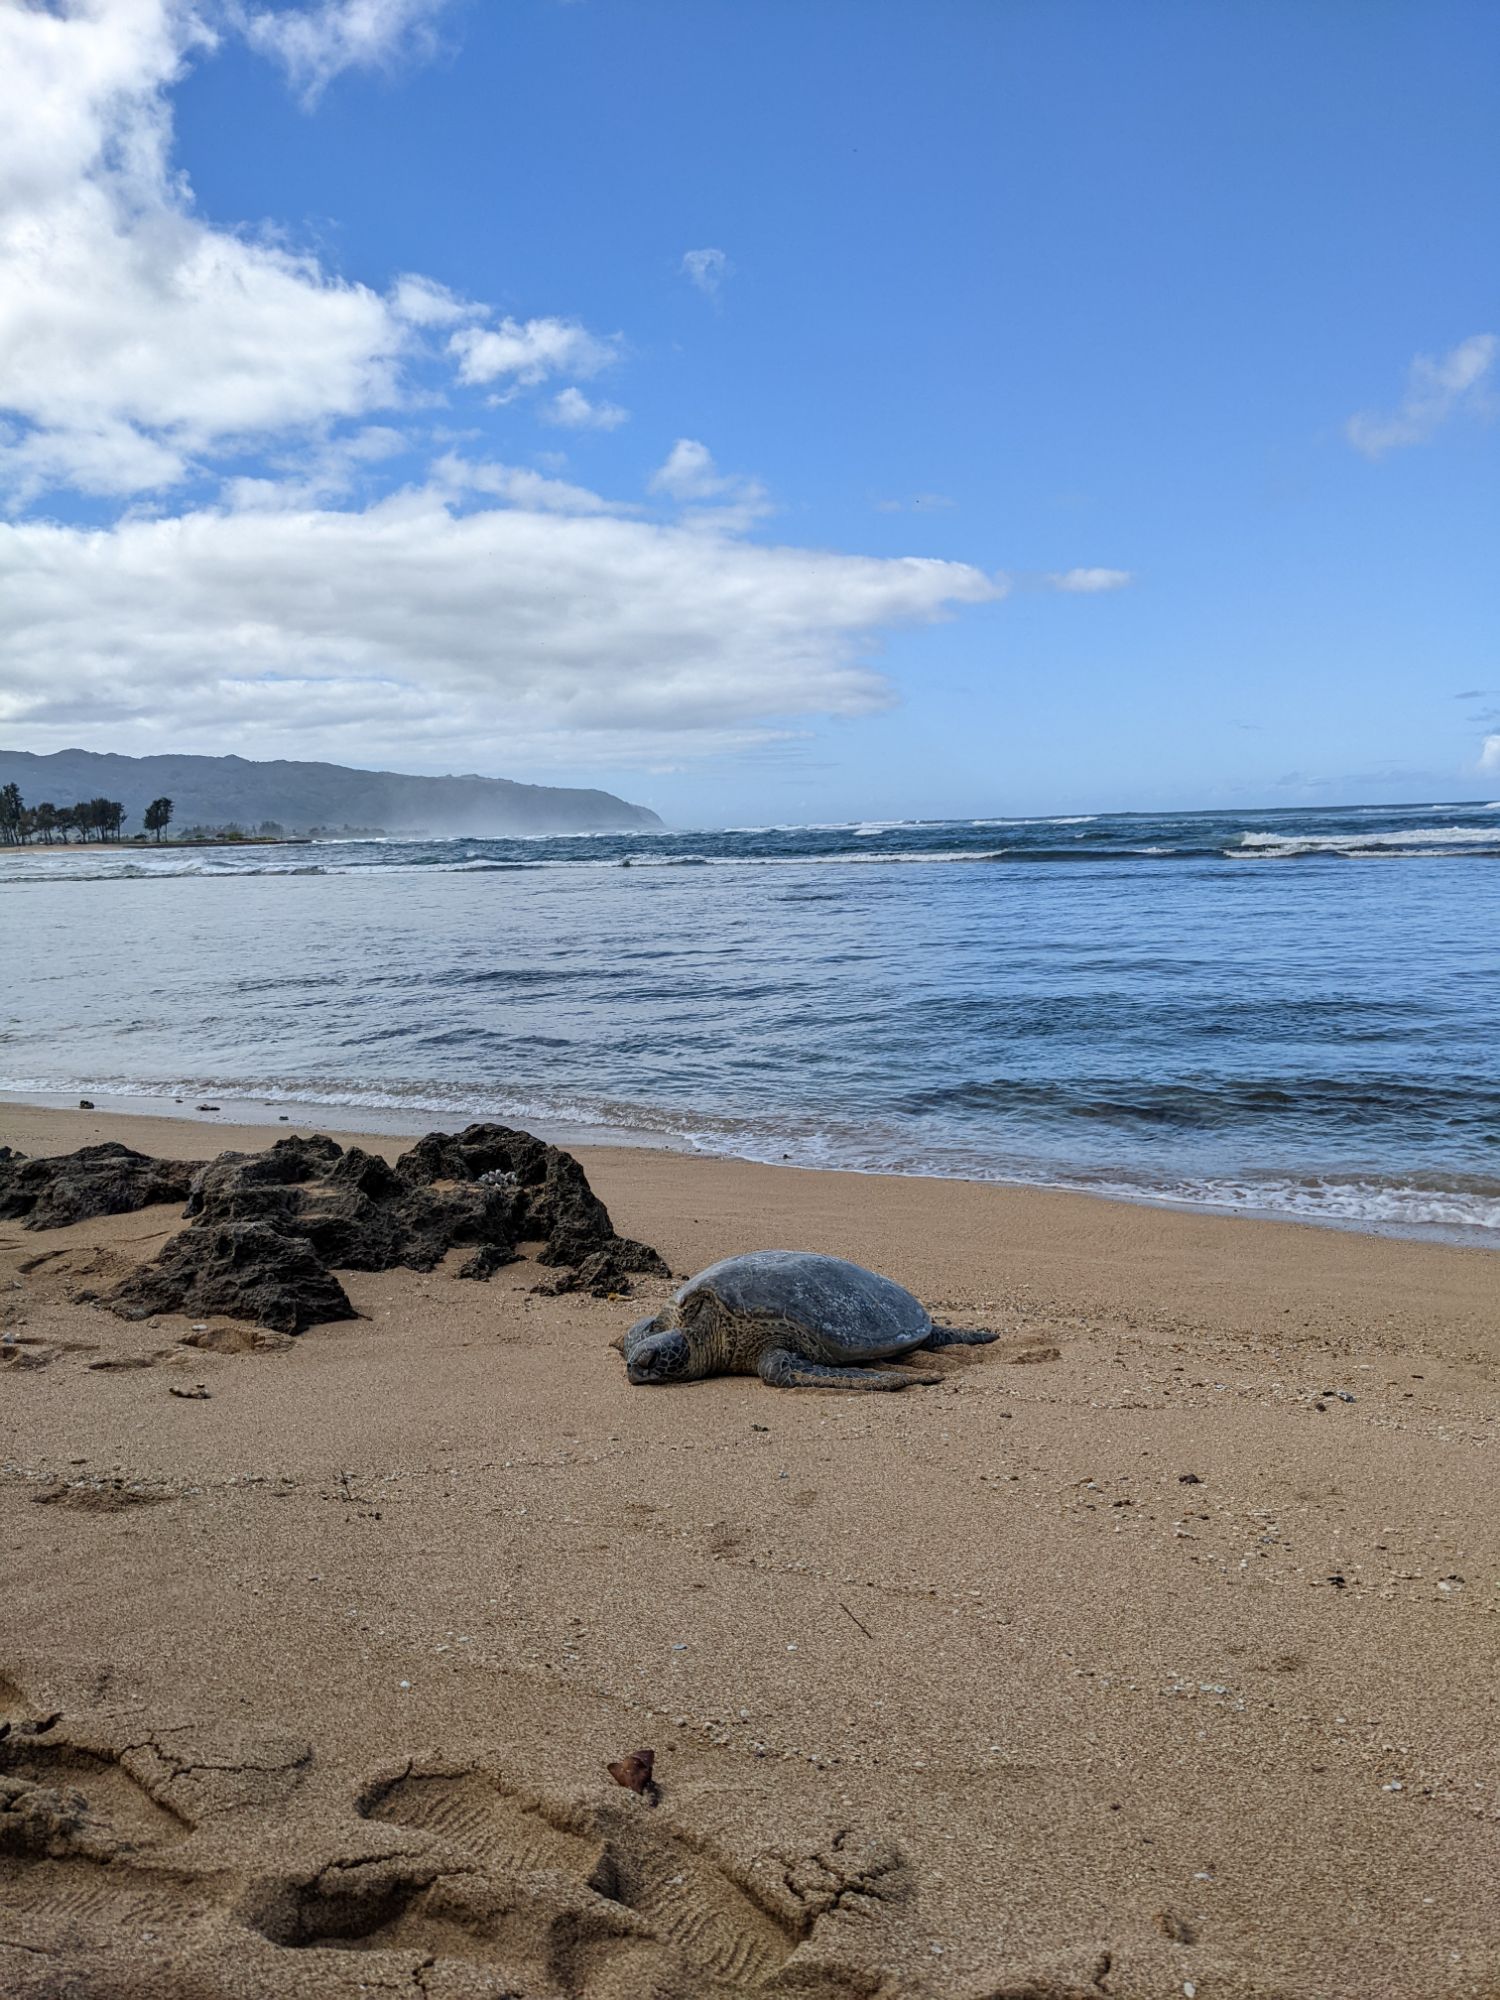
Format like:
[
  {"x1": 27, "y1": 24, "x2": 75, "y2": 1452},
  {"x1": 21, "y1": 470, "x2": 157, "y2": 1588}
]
[{"x1": 2, "y1": 1102, "x2": 1497, "y2": 2000}]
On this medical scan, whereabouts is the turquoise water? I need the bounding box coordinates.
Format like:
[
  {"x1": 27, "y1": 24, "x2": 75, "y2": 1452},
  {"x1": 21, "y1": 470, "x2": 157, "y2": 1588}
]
[{"x1": 3, "y1": 799, "x2": 1498, "y2": 1241}]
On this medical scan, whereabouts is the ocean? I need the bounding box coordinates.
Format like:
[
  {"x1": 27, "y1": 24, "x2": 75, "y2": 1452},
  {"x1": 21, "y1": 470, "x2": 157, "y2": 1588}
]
[{"x1": 3, "y1": 798, "x2": 1498, "y2": 1244}]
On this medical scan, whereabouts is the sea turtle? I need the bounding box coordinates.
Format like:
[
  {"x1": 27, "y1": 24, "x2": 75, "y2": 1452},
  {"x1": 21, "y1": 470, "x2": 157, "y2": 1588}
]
[{"x1": 618, "y1": 1249, "x2": 997, "y2": 1391}]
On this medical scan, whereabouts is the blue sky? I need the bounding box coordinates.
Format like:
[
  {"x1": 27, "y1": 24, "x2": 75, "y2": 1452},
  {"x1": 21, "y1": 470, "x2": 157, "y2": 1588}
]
[{"x1": 0, "y1": 0, "x2": 1495, "y2": 824}]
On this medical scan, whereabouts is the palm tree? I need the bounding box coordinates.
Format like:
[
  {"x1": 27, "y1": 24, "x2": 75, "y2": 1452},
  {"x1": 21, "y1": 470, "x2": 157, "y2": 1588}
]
[{"x1": 144, "y1": 796, "x2": 174, "y2": 842}]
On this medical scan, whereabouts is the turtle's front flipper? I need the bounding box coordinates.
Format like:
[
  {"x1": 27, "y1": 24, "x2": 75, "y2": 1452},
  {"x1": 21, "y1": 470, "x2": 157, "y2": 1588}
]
[
  {"x1": 758, "y1": 1347, "x2": 943, "y2": 1391},
  {"x1": 921, "y1": 1325, "x2": 999, "y2": 1350}
]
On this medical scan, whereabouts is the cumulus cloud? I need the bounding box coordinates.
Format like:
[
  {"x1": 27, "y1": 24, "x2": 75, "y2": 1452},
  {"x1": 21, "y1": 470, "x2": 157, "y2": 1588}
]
[
  {"x1": 0, "y1": 0, "x2": 405, "y2": 505},
  {"x1": 681, "y1": 246, "x2": 732, "y2": 298},
  {"x1": 0, "y1": 494, "x2": 1002, "y2": 768},
  {"x1": 0, "y1": 3, "x2": 1085, "y2": 777},
  {"x1": 0, "y1": 4, "x2": 622, "y2": 507},
  {"x1": 219, "y1": 424, "x2": 407, "y2": 511},
  {"x1": 241, "y1": 0, "x2": 453, "y2": 105},
  {"x1": 648, "y1": 438, "x2": 771, "y2": 531},
  {"x1": 0, "y1": 418, "x2": 190, "y2": 505},
  {"x1": 1345, "y1": 334, "x2": 1498, "y2": 458},
  {"x1": 544, "y1": 387, "x2": 629, "y2": 430},
  {"x1": 389, "y1": 273, "x2": 481, "y2": 327},
  {"x1": 1045, "y1": 567, "x2": 1133, "y2": 592},
  {"x1": 449, "y1": 317, "x2": 619, "y2": 389},
  {"x1": 1481, "y1": 735, "x2": 1500, "y2": 773},
  {"x1": 649, "y1": 439, "x2": 726, "y2": 501},
  {"x1": 431, "y1": 453, "x2": 637, "y2": 516}
]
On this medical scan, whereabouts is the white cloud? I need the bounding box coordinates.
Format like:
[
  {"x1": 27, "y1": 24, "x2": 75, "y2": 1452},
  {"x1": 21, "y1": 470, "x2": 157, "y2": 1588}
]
[
  {"x1": 0, "y1": 418, "x2": 190, "y2": 505},
  {"x1": 648, "y1": 438, "x2": 771, "y2": 531},
  {"x1": 681, "y1": 247, "x2": 732, "y2": 299},
  {"x1": 219, "y1": 424, "x2": 406, "y2": 511},
  {"x1": 449, "y1": 317, "x2": 619, "y2": 389},
  {"x1": 432, "y1": 453, "x2": 637, "y2": 516},
  {"x1": 241, "y1": 0, "x2": 452, "y2": 105},
  {"x1": 390, "y1": 273, "x2": 481, "y2": 327},
  {"x1": 0, "y1": 494, "x2": 1003, "y2": 769},
  {"x1": 0, "y1": 3, "x2": 622, "y2": 507},
  {"x1": 0, "y1": 3, "x2": 1086, "y2": 781},
  {"x1": 1046, "y1": 567, "x2": 1133, "y2": 593},
  {"x1": 544, "y1": 387, "x2": 629, "y2": 430},
  {"x1": 1345, "y1": 334, "x2": 1498, "y2": 458},
  {"x1": 648, "y1": 439, "x2": 724, "y2": 501},
  {"x1": 0, "y1": 0, "x2": 407, "y2": 504},
  {"x1": 1480, "y1": 735, "x2": 1500, "y2": 773}
]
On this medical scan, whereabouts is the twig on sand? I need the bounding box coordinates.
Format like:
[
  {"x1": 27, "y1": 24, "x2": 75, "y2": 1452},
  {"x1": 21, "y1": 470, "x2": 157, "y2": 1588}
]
[{"x1": 838, "y1": 1600, "x2": 875, "y2": 1642}]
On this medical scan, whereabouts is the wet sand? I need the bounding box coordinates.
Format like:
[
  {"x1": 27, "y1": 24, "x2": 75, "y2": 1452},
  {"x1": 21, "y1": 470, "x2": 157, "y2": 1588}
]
[{"x1": 2, "y1": 1102, "x2": 1497, "y2": 1999}]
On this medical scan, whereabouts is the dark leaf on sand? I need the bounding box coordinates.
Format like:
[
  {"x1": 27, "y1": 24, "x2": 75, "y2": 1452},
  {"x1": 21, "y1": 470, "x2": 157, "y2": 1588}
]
[{"x1": 607, "y1": 1748, "x2": 660, "y2": 1805}]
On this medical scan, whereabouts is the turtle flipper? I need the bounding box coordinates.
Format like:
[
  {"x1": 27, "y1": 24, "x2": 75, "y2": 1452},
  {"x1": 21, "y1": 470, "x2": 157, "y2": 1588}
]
[
  {"x1": 757, "y1": 1347, "x2": 943, "y2": 1391},
  {"x1": 921, "y1": 1325, "x2": 999, "y2": 1350}
]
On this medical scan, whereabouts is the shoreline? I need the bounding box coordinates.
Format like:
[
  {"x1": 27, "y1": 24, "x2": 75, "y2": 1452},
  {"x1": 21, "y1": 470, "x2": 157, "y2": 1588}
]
[
  {"x1": 0, "y1": 836, "x2": 309, "y2": 854},
  {"x1": 4, "y1": 1083, "x2": 1496, "y2": 1255},
  {"x1": 6, "y1": 1096, "x2": 1498, "y2": 1331},
  {"x1": 2, "y1": 1098, "x2": 1497, "y2": 1997}
]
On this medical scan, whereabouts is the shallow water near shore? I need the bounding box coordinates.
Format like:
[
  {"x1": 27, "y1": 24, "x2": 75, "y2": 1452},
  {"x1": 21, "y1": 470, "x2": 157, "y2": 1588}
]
[{"x1": 4, "y1": 798, "x2": 1498, "y2": 1243}]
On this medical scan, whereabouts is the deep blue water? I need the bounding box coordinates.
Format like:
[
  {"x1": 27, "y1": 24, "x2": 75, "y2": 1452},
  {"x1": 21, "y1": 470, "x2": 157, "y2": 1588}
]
[{"x1": 3, "y1": 799, "x2": 1498, "y2": 1240}]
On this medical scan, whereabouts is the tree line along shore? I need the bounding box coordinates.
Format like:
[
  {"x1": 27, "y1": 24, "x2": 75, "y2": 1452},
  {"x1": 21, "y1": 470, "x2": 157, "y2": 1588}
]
[{"x1": 0, "y1": 783, "x2": 378, "y2": 847}]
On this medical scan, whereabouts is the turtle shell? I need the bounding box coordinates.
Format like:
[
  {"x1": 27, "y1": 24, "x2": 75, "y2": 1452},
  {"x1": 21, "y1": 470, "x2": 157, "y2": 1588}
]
[{"x1": 677, "y1": 1250, "x2": 932, "y2": 1357}]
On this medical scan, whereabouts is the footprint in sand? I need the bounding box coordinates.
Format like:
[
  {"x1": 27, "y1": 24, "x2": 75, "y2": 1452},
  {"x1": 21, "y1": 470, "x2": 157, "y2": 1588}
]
[
  {"x1": 1, "y1": 1334, "x2": 101, "y2": 1370},
  {"x1": 3, "y1": 1675, "x2": 894, "y2": 1999},
  {"x1": 353, "y1": 1762, "x2": 812, "y2": 1992},
  {"x1": 0, "y1": 1679, "x2": 206, "y2": 1948}
]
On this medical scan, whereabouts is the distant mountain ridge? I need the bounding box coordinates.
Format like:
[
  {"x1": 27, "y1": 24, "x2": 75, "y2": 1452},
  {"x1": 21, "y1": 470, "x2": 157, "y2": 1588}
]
[{"x1": 0, "y1": 749, "x2": 663, "y2": 838}]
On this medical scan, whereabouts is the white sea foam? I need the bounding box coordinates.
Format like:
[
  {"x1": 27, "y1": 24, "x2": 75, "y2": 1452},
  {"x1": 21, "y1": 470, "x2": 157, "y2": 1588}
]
[
  {"x1": 5, "y1": 1073, "x2": 1496, "y2": 1248},
  {"x1": 1233, "y1": 825, "x2": 1500, "y2": 858}
]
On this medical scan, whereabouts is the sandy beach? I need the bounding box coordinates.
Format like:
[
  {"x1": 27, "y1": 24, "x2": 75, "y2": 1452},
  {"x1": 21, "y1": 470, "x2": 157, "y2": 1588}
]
[{"x1": 3, "y1": 1101, "x2": 1498, "y2": 2000}]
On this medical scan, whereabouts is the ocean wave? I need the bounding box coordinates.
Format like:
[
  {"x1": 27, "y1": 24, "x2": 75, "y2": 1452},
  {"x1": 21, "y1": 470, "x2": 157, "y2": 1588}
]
[
  {"x1": 1070, "y1": 1169, "x2": 1500, "y2": 1235},
  {"x1": 1233, "y1": 826, "x2": 1500, "y2": 858},
  {"x1": 899, "y1": 1073, "x2": 1500, "y2": 1134},
  {"x1": 7, "y1": 801, "x2": 1500, "y2": 882}
]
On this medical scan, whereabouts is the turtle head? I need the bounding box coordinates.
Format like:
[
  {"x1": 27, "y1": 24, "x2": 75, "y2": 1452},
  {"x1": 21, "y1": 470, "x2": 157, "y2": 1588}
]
[{"x1": 622, "y1": 1316, "x2": 694, "y2": 1386}]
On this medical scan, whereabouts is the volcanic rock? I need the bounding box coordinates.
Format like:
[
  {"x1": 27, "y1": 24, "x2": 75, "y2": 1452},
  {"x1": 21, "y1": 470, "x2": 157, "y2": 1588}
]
[
  {"x1": 183, "y1": 1123, "x2": 667, "y2": 1293},
  {"x1": 0, "y1": 1142, "x2": 205, "y2": 1230},
  {"x1": 109, "y1": 1220, "x2": 357, "y2": 1335},
  {"x1": 97, "y1": 1120, "x2": 666, "y2": 1332},
  {"x1": 181, "y1": 1134, "x2": 342, "y2": 1216},
  {"x1": 394, "y1": 1122, "x2": 668, "y2": 1288}
]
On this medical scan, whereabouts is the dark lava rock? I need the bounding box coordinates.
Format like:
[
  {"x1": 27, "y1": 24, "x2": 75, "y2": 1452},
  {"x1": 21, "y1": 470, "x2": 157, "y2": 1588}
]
[
  {"x1": 186, "y1": 1123, "x2": 666, "y2": 1292},
  {"x1": 394, "y1": 1123, "x2": 668, "y2": 1291},
  {"x1": 182, "y1": 1134, "x2": 342, "y2": 1216},
  {"x1": 109, "y1": 1220, "x2": 357, "y2": 1335},
  {"x1": 0, "y1": 1143, "x2": 205, "y2": 1230},
  {"x1": 99, "y1": 1120, "x2": 666, "y2": 1332}
]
